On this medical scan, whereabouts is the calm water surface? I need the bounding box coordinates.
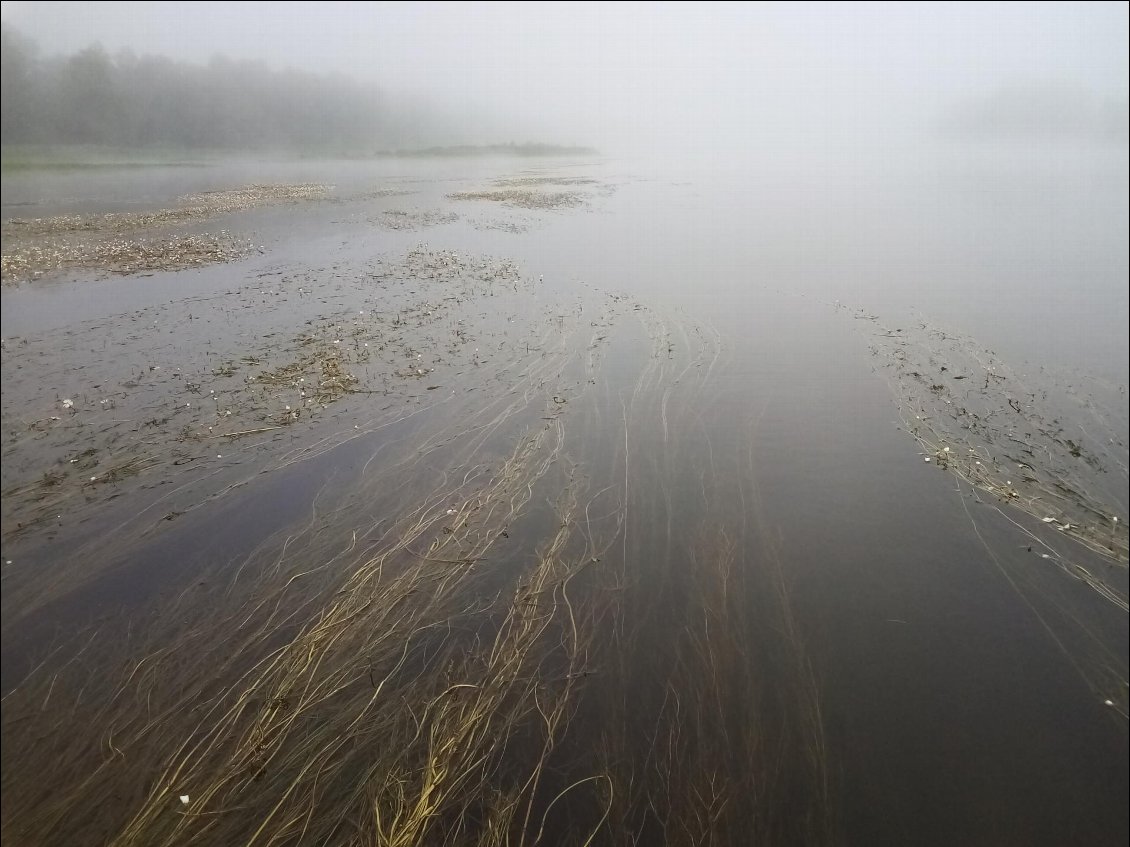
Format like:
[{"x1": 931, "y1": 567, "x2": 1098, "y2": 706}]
[{"x1": 2, "y1": 146, "x2": 1126, "y2": 845}]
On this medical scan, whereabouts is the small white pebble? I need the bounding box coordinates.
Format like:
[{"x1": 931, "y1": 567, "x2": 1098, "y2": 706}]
[
  {"x1": 1105, "y1": 699, "x2": 1115, "y2": 706},
  {"x1": 924, "y1": 457, "x2": 931, "y2": 463},
  {"x1": 90, "y1": 476, "x2": 97, "y2": 481}
]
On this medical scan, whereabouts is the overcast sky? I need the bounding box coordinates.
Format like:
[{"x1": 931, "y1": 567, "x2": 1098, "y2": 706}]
[{"x1": 2, "y1": 1, "x2": 1127, "y2": 154}]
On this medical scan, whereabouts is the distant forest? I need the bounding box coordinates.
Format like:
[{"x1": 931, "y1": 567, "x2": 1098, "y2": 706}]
[{"x1": 0, "y1": 26, "x2": 449, "y2": 153}]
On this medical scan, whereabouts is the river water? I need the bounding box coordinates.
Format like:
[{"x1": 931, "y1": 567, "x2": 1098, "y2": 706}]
[{"x1": 1, "y1": 145, "x2": 1126, "y2": 845}]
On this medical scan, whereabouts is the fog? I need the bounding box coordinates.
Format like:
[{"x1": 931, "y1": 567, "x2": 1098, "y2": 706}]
[
  {"x1": 2, "y1": 1, "x2": 1127, "y2": 158},
  {"x1": 2, "y1": 5, "x2": 1129, "y2": 845}
]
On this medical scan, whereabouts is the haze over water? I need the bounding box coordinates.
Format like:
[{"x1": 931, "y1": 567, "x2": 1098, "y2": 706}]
[{"x1": 1, "y1": 3, "x2": 1127, "y2": 846}]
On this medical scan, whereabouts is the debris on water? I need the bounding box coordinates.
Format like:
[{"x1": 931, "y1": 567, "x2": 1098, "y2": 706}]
[
  {"x1": 179, "y1": 795, "x2": 190, "y2": 806},
  {"x1": 61, "y1": 398, "x2": 74, "y2": 409},
  {"x1": 852, "y1": 307, "x2": 1128, "y2": 570},
  {"x1": 2, "y1": 183, "x2": 331, "y2": 284},
  {"x1": 449, "y1": 189, "x2": 585, "y2": 210}
]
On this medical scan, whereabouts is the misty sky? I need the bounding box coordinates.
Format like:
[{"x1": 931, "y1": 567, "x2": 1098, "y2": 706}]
[{"x1": 2, "y1": 1, "x2": 1127, "y2": 154}]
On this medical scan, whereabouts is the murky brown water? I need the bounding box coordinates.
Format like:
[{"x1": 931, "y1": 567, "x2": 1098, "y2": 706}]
[{"x1": 2, "y1": 153, "x2": 1126, "y2": 846}]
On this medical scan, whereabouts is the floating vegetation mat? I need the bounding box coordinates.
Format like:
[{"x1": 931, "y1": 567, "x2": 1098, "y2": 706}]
[
  {"x1": 3, "y1": 184, "x2": 333, "y2": 238},
  {"x1": 372, "y1": 208, "x2": 460, "y2": 230},
  {"x1": 0, "y1": 183, "x2": 331, "y2": 283},
  {"x1": 448, "y1": 189, "x2": 586, "y2": 210},
  {"x1": 1, "y1": 240, "x2": 835, "y2": 845},
  {"x1": 448, "y1": 172, "x2": 616, "y2": 217},
  {"x1": 491, "y1": 176, "x2": 599, "y2": 188},
  {"x1": 0, "y1": 232, "x2": 253, "y2": 280},
  {"x1": 466, "y1": 217, "x2": 530, "y2": 234},
  {"x1": 850, "y1": 305, "x2": 1128, "y2": 610},
  {"x1": 0, "y1": 245, "x2": 575, "y2": 614}
]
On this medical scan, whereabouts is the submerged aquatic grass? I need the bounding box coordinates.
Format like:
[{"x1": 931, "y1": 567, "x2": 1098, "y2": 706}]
[{"x1": 0, "y1": 242, "x2": 835, "y2": 844}]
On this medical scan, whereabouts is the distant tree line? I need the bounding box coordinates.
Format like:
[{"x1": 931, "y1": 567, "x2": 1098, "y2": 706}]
[{"x1": 1, "y1": 26, "x2": 442, "y2": 153}]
